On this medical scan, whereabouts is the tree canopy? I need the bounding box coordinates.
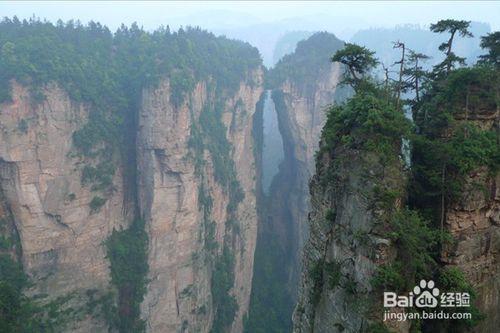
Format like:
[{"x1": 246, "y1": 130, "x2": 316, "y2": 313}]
[
  {"x1": 430, "y1": 19, "x2": 473, "y2": 75},
  {"x1": 478, "y1": 31, "x2": 500, "y2": 67},
  {"x1": 331, "y1": 43, "x2": 378, "y2": 89}
]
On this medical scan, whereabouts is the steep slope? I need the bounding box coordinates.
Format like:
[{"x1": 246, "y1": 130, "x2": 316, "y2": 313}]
[
  {"x1": 247, "y1": 32, "x2": 347, "y2": 332},
  {"x1": 293, "y1": 89, "x2": 411, "y2": 332},
  {"x1": 268, "y1": 32, "x2": 347, "y2": 268},
  {"x1": 0, "y1": 19, "x2": 263, "y2": 333},
  {"x1": 294, "y1": 58, "x2": 499, "y2": 332},
  {"x1": 138, "y1": 71, "x2": 263, "y2": 333},
  {"x1": 0, "y1": 82, "x2": 128, "y2": 332},
  {"x1": 411, "y1": 66, "x2": 499, "y2": 333}
]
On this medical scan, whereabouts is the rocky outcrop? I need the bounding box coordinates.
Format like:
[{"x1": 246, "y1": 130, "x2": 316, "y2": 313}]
[
  {"x1": 293, "y1": 65, "x2": 499, "y2": 333},
  {"x1": 0, "y1": 72, "x2": 265, "y2": 333},
  {"x1": 267, "y1": 61, "x2": 345, "y2": 305},
  {"x1": 441, "y1": 102, "x2": 500, "y2": 333},
  {"x1": 247, "y1": 32, "x2": 346, "y2": 331},
  {"x1": 442, "y1": 169, "x2": 500, "y2": 333},
  {"x1": 1, "y1": 20, "x2": 266, "y2": 333},
  {"x1": 137, "y1": 70, "x2": 263, "y2": 332},
  {"x1": 292, "y1": 146, "x2": 405, "y2": 332},
  {"x1": 0, "y1": 82, "x2": 129, "y2": 331},
  {"x1": 273, "y1": 61, "x2": 344, "y2": 254}
]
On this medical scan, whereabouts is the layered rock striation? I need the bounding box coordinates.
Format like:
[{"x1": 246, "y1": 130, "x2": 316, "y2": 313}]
[{"x1": 138, "y1": 70, "x2": 263, "y2": 332}]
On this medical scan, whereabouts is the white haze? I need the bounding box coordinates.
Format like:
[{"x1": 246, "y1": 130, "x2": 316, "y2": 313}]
[{"x1": 1, "y1": 1, "x2": 498, "y2": 66}]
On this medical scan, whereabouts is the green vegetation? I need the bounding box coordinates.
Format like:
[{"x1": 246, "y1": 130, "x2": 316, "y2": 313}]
[
  {"x1": 324, "y1": 260, "x2": 342, "y2": 290},
  {"x1": 321, "y1": 90, "x2": 411, "y2": 161},
  {"x1": 0, "y1": 17, "x2": 260, "y2": 207},
  {"x1": 0, "y1": 214, "x2": 78, "y2": 332},
  {"x1": 89, "y1": 196, "x2": 106, "y2": 213},
  {"x1": 435, "y1": 267, "x2": 485, "y2": 329},
  {"x1": 316, "y1": 21, "x2": 498, "y2": 330},
  {"x1": 210, "y1": 246, "x2": 238, "y2": 333},
  {"x1": 478, "y1": 31, "x2": 499, "y2": 67},
  {"x1": 1, "y1": 18, "x2": 262, "y2": 332},
  {"x1": 0, "y1": 254, "x2": 35, "y2": 332},
  {"x1": 272, "y1": 31, "x2": 314, "y2": 65},
  {"x1": 430, "y1": 20, "x2": 473, "y2": 75},
  {"x1": 309, "y1": 258, "x2": 325, "y2": 306},
  {"x1": 81, "y1": 162, "x2": 115, "y2": 192},
  {"x1": 406, "y1": 26, "x2": 498, "y2": 330},
  {"x1": 331, "y1": 43, "x2": 378, "y2": 89},
  {"x1": 267, "y1": 32, "x2": 344, "y2": 94},
  {"x1": 411, "y1": 66, "x2": 499, "y2": 226},
  {"x1": 105, "y1": 218, "x2": 148, "y2": 333}
]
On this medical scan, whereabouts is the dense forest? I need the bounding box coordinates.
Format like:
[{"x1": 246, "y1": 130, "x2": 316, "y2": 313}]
[{"x1": 266, "y1": 32, "x2": 344, "y2": 94}]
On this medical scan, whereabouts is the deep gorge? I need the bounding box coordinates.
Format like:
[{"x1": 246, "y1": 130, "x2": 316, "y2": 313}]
[
  {"x1": 0, "y1": 17, "x2": 498, "y2": 333},
  {"x1": 0, "y1": 22, "x2": 348, "y2": 332}
]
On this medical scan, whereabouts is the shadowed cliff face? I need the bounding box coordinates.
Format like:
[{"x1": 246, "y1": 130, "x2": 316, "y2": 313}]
[
  {"x1": 291, "y1": 87, "x2": 411, "y2": 332},
  {"x1": 272, "y1": 61, "x2": 344, "y2": 259},
  {"x1": 438, "y1": 84, "x2": 499, "y2": 333},
  {"x1": 247, "y1": 32, "x2": 347, "y2": 332},
  {"x1": 409, "y1": 67, "x2": 499, "y2": 333},
  {"x1": 293, "y1": 149, "x2": 406, "y2": 333},
  {"x1": 295, "y1": 64, "x2": 498, "y2": 333},
  {"x1": 442, "y1": 166, "x2": 500, "y2": 333}
]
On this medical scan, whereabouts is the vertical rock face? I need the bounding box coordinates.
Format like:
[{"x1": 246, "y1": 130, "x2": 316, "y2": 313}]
[
  {"x1": 294, "y1": 65, "x2": 499, "y2": 333},
  {"x1": 441, "y1": 105, "x2": 500, "y2": 333},
  {"x1": 137, "y1": 70, "x2": 263, "y2": 332},
  {"x1": 268, "y1": 61, "x2": 345, "y2": 303},
  {"x1": 274, "y1": 62, "x2": 343, "y2": 253},
  {"x1": 0, "y1": 83, "x2": 128, "y2": 331},
  {"x1": 443, "y1": 170, "x2": 500, "y2": 333},
  {"x1": 292, "y1": 148, "x2": 405, "y2": 333},
  {"x1": 1, "y1": 21, "x2": 265, "y2": 333},
  {"x1": 247, "y1": 32, "x2": 346, "y2": 332}
]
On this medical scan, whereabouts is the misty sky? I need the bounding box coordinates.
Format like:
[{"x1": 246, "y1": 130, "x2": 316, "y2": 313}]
[{"x1": 1, "y1": 1, "x2": 499, "y2": 36}]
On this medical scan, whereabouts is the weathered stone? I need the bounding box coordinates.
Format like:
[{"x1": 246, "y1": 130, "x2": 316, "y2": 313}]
[
  {"x1": 0, "y1": 82, "x2": 129, "y2": 331},
  {"x1": 138, "y1": 70, "x2": 263, "y2": 332}
]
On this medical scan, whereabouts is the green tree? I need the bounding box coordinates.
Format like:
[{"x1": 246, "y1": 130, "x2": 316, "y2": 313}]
[
  {"x1": 392, "y1": 41, "x2": 406, "y2": 109},
  {"x1": 478, "y1": 31, "x2": 500, "y2": 67},
  {"x1": 331, "y1": 43, "x2": 378, "y2": 90},
  {"x1": 403, "y1": 50, "x2": 430, "y2": 104},
  {"x1": 430, "y1": 19, "x2": 473, "y2": 75}
]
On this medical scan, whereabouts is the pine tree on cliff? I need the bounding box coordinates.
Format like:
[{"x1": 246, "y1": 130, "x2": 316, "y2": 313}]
[
  {"x1": 331, "y1": 43, "x2": 378, "y2": 91},
  {"x1": 402, "y1": 50, "x2": 430, "y2": 105},
  {"x1": 392, "y1": 40, "x2": 406, "y2": 110},
  {"x1": 430, "y1": 19, "x2": 473, "y2": 75}
]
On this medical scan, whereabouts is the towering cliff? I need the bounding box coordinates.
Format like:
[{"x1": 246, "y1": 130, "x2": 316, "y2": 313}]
[
  {"x1": 0, "y1": 18, "x2": 263, "y2": 333},
  {"x1": 411, "y1": 66, "x2": 499, "y2": 333},
  {"x1": 292, "y1": 87, "x2": 411, "y2": 332},
  {"x1": 0, "y1": 82, "x2": 129, "y2": 332},
  {"x1": 247, "y1": 32, "x2": 347, "y2": 332},
  {"x1": 293, "y1": 44, "x2": 499, "y2": 332},
  {"x1": 138, "y1": 71, "x2": 263, "y2": 332}
]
